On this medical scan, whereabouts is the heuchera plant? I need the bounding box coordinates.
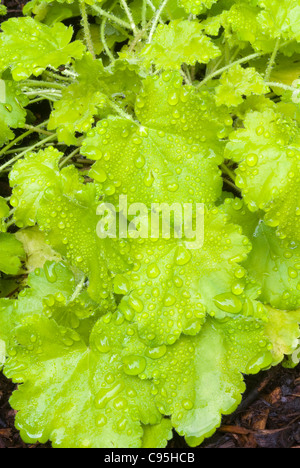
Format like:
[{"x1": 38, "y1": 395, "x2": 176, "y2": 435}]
[{"x1": 0, "y1": 0, "x2": 300, "y2": 448}]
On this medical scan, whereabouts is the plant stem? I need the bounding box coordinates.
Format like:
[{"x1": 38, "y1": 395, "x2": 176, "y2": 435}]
[
  {"x1": 23, "y1": 79, "x2": 66, "y2": 90},
  {"x1": 28, "y1": 96, "x2": 54, "y2": 105},
  {"x1": 128, "y1": 19, "x2": 152, "y2": 52},
  {"x1": 43, "y1": 70, "x2": 73, "y2": 83},
  {"x1": 100, "y1": 19, "x2": 115, "y2": 62},
  {"x1": 24, "y1": 90, "x2": 62, "y2": 100},
  {"x1": 59, "y1": 147, "x2": 81, "y2": 169},
  {"x1": 119, "y1": 0, "x2": 138, "y2": 35},
  {"x1": 109, "y1": 100, "x2": 133, "y2": 120},
  {"x1": 148, "y1": 0, "x2": 169, "y2": 43},
  {"x1": 142, "y1": 0, "x2": 147, "y2": 29},
  {"x1": 224, "y1": 178, "x2": 240, "y2": 193},
  {"x1": 23, "y1": 124, "x2": 53, "y2": 136},
  {"x1": 0, "y1": 134, "x2": 57, "y2": 174},
  {"x1": 265, "y1": 81, "x2": 300, "y2": 93},
  {"x1": 145, "y1": 0, "x2": 164, "y2": 23},
  {"x1": 265, "y1": 37, "x2": 280, "y2": 81},
  {"x1": 198, "y1": 52, "x2": 263, "y2": 88},
  {"x1": 221, "y1": 163, "x2": 236, "y2": 182},
  {"x1": 70, "y1": 275, "x2": 86, "y2": 302},
  {"x1": 91, "y1": 4, "x2": 132, "y2": 30},
  {"x1": 79, "y1": 0, "x2": 96, "y2": 59},
  {"x1": 198, "y1": 40, "x2": 295, "y2": 89},
  {"x1": 0, "y1": 130, "x2": 33, "y2": 158},
  {"x1": 0, "y1": 120, "x2": 50, "y2": 158}
]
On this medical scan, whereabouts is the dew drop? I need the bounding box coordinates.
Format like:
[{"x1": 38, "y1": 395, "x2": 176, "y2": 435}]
[
  {"x1": 122, "y1": 355, "x2": 146, "y2": 376},
  {"x1": 213, "y1": 293, "x2": 242, "y2": 314},
  {"x1": 175, "y1": 246, "x2": 192, "y2": 266},
  {"x1": 145, "y1": 344, "x2": 167, "y2": 360}
]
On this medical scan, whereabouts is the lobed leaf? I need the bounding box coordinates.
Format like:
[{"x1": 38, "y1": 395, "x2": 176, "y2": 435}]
[
  {"x1": 0, "y1": 17, "x2": 85, "y2": 80},
  {"x1": 226, "y1": 108, "x2": 300, "y2": 242},
  {"x1": 82, "y1": 71, "x2": 232, "y2": 208},
  {"x1": 141, "y1": 20, "x2": 221, "y2": 70}
]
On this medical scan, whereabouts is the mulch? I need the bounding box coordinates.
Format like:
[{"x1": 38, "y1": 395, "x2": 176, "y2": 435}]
[{"x1": 0, "y1": 0, "x2": 300, "y2": 450}]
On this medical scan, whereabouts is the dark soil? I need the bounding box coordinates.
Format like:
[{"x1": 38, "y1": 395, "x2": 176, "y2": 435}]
[
  {"x1": 0, "y1": 0, "x2": 299, "y2": 450},
  {"x1": 1, "y1": 0, "x2": 27, "y2": 19}
]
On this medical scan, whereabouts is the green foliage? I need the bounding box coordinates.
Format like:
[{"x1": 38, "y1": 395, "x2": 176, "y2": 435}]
[
  {"x1": 0, "y1": 233, "x2": 25, "y2": 275},
  {"x1": 141, "y1": 20, "x2": 221, "y2": 69},
  {"x1": 0, "y1": 0, "x2": 300, "y2": 450},
  {"x1": 215, "y1": 64, "x2": 270, "y2": 106},
  {"x1": 0, "y1": 17, "x2": 85, "y2": 80}
]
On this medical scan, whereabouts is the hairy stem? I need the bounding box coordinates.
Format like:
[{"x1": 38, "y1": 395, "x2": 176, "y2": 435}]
[
  {"x1": 59, "y1": 147, "x2": 81, "y2": 169},
  {"x1": 23, "y1": 124, "x2": 54, "y2": 136},
  {"x1": 109, "y1": 100, "x2": 133, "y2": 120},
  {"x1": 70, "y1": 275, "x2": 87, "y2": 302},
  {"x1": 91, "y1": 4, "x2": 132, "y2": 30},
  {"x1": 119, "y1": 0, "x2": 138, "y2": 35},
  {"x1": 43, "y1": 70, "x2": 74, "y2": 83},
  {"x1": 23, "y1": 79, "x2": 66, "y2": 90},
  {"x1": 142, "y1": 0, "x2": 147, "y2": 29},
  {"x1": 221, "y1": 163, "x2": 236, "y2": 182},
  {"x1": 198, "y1": 40, "x2": 295, "y2": 89},
  {"x1": 198, "y1": 52, "x2": 263, "y2": 88},
  {"x1": 79, "y1": 0, "x2": 96, "y2": 59},
  {"x1": 0, "y1": 120, "x2": 50, "y2": 158},
  {"x1": 265, "y1": 81, "x2": 300, "y2": 93},
  {"x1": 101, "y1": 19, "x2": 115, "y2": 62},
  {"x1": 265, "y1": 38, "x2": 280, "y2": 81},
  {"x1": 148, "y1": 0, "x2": 170, "y2": 43},
  {"x1": 0, "y1": 134, "x2": 57, "y2": 173}
]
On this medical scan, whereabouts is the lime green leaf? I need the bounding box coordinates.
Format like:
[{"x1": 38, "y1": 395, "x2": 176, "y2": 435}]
[
  {"x1": 4, "y1": 314, "x2": 161, "y2": 447},
  {"x1": 142, "y1": 419, "x2": 173, "y2": 448},
  {"x1": 9, "y1": 147, "x2": 63, "y2": 227},
  {"x1": 0, "y1": 338, "x2": 5, "y2": 368},
  {"x1": 36, "y1": 168, "x2": 131, "y2": 304},
  {"x1": 115, "y1": 206, "x2": 265, "y2": 347},
  {"x1": 0, "y1": 119, "x2": 14, "y2": 147},
  {"x1": 222, "y1": 2, "x2": 263, "y2": 47},
  {"x1": 48, "y1": 55, "x2": 108, "y2": 145},
  {"x1": 226, "y1": 108, "x2": 300, "y2": 242},
  {"x1": 141, "y1": 20, "x2": 220, "y2": 70},
  {"x1": 257, "y1": 0, "x2": 300, "y2": 41},
  {"x1": 215, "y1": 64, "x2": 270, "y2": 107},
  {"x1": 0, "y1": 5, "x2": 7, "y2": 15},
  {"x1": 0, "y1": 76, "x2": 29, "y2": 129},
  {"x1": 0, "y1": 197, "x2": 9, "y2": 232},
  {"x1": 134, "y1": 315, "x2": 273, "y2": 446},
  {"x1": 264, "y1": 306, "x2": 300, "y2": 365},
  {"x1": 0, "y1": 260, "x2": 98, "y2": 344},
  {"x1": 0, "y1": 197, "x2": 10, "y2": 219},
  {"x1": 246, "y1": 223, "x2": 300, "y2": 310},
  {"x1": 0, "y1": 76, "x2": 28, "y2": 148},
  {"x1": 131, "y1": 0, "x2": 187, "y2": 23},
  {"x1": 82, "y1": 72, "x2": 231, "y2": 208},
  {"x1": 48, "y1": 54, "x2": 143, "y2": 144},
  {"x1": 221, "y1": 197, "x2": 300, "y2": 310},
  {"x1": 25, "y1": 0, "x2": 81, "y2": 25},
  {"x1": 0, "y1": 17, "x2": 85, "y2": 80},
  {"x1": 15, "y1": 227, "x2": 62, "y2": 272},
  {"x1": 9, "y1": 148, "x2": 131, "y2": 304},
  {"x1": 0, "y1": 233, "x2": 25, "y2": 275},
  {"x1": 16, "y1": 261, "x2": 76, "y2": 316},
  {"x1": 178, "y1": 0, "x2": 219, "y2": 15}
]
